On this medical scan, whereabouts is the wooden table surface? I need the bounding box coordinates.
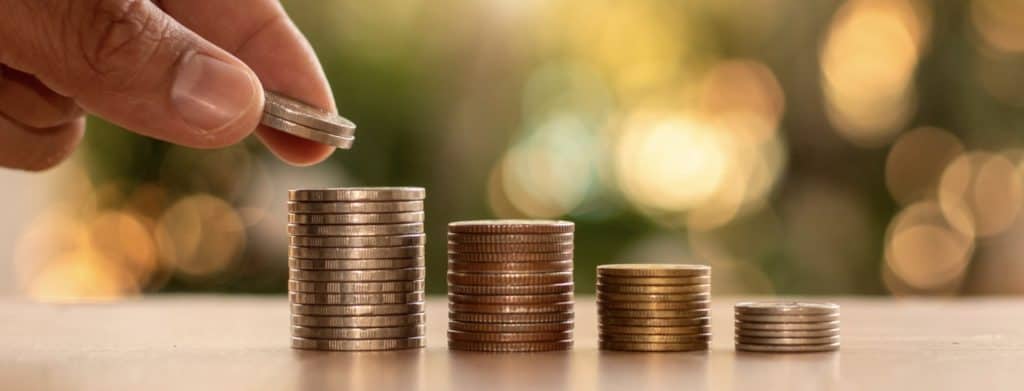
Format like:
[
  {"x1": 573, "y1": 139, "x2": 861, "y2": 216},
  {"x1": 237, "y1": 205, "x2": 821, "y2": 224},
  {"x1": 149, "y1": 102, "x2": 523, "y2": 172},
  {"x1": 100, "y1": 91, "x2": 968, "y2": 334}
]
[{"x1": 2, "y1": 296, "x2": 1022, "y2": 390}]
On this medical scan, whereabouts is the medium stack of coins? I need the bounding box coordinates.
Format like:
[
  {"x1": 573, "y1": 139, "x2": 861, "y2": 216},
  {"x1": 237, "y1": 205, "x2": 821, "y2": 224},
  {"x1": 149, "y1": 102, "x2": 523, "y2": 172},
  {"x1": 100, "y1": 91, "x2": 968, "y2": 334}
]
[
  {"x1": 734, "y1": 302, "x2": 840, "y2": 353},
  {"x1": 262, "y1": 90, "x2": 356, "y2": 149},
  {"x1": 447, "y1": 220, "x2": 575, "y2": 352},
  {"x1": 597, "y1": 264, "x2": 711, "y2": 352},
  {"x1": 287, "y1": 187, "x2": 426, "y2": 351}
]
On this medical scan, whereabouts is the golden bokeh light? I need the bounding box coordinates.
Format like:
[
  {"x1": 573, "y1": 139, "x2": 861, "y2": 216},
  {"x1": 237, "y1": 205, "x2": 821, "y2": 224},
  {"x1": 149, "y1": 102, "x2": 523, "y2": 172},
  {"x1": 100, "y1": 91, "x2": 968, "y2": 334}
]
[
  {"x1": 969, "y1": 0, "x2": 1024, "y2": 54},
  {"x1": 155, "y1": 194, "x2": 247, "y2": 278},
  {"x1": 88, "y1": 211, "x2": 158, "y2": 286},
  {"x1": 939, "y1": 152, "x2": 1023, "y2": 237},
  {"x1": 885, "y1": 127, "x2": 964, "y2": 204},
  {"x1": 25, "y1": 251, "x2": 140, "y2": 302},
  {"x1": 884, "y1": 201, "x2": 973, "y2": 292},
  {"x1": 699, "y1": 60, "x2": 785, "y2": 143},
  {"x1": 820, "y1": 0, "x2": 930, "y2": 147}
]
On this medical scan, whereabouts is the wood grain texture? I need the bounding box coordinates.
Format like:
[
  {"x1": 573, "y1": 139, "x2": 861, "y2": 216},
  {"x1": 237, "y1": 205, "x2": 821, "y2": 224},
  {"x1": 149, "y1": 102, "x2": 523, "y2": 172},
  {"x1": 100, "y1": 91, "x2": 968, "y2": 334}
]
[{"x1": 1, "y1": 296, "x2": 1022, "y2": 391}]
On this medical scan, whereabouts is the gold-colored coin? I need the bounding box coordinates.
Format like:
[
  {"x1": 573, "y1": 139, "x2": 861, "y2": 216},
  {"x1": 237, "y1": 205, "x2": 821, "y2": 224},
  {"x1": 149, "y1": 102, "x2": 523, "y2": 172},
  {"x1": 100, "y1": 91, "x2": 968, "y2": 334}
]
[
  {"x1": 447, "y1": 260, "x2": 573, "y2": 273},
  {"x1": 597, "y1": 276, "x2": 711, "y2": 286},
  {"x1": 598, "y1": 308, "x2": 710, "y2": 319},
  {"x1": 290, "y1": 268, "x2": 424, "y2": 282},
  {"x1": 735, "y1": 335, "x2": 840, "y2": 345},
  {"x1": 448, "y1": 293, "x2": 573, "y2": 305},
  {"x1": 288, "y1": 258, "x2": 424, "y2": 271},
  {"x1": 448, "y1": 242, "x2": 574, "y2": 254},
  {"x1": 291, "y1": 337, "x2": 425, "y2": 351},
  {"x1": 447, "y1": 330, "x2": 573, "y2": 343},
  {"x1": 289, "y1": 234, "x2": 424, "y2": 248},
  {"x1": 447, "y1": 251, "x2": 573, "y2": 263},
  {"x1": 595, "y1": 279, "x2": 710, "y2": 293},
  {"x1": 599, "y1": 333, "x2": 710, "y2": 344},
  {"x1": 734, "y1": 302, "x2": 839, "y2": 315},
  {"x1": 448, "y1": 321, "x2": 574, "y2": 333},
  {"x1": 447, "y1": 272, "x2": 573, "y2": 286},
  {"x1": 448, "y1": 311, "x2": 574, "y2": 324},
  {"x1": 287, "y1": 223, "x2": 423, "y2": 237},
  {"x1": 448, "y1": 232, "x2": 574, "y2": 244},
  {"x1": 291, "y1": 325, "x2": 424, "y2": 339},
  {"x1": 289, "y1": 246, "x2": 424, "y2": 260},
  {"x1": 288, "y1": 211, "x2": 424, "y2": 225},
  {"x1": 735, "y1": 320, "x2": 840, "y2": 331},
  {"x1": 597, "y1": 300, "x2": 710, "y2": 311},
  {"x1": 600, "y1": 316, "x2": 710, "y2": 327},
  {"x1": 599, "y1": 325, "x2": 711, "y2": 335},
  {"x1": 290, "y1": 303, "x2": 424, "y2": 316},
  {"x1": 288, "y1": 280, "x2": 423, "y2": 293},
  {"x1": 447, "y1": 282, "x2": 575, "y2": 295},
  {"x1": 288, "y1": 187, "x2": 425, "y2": 202},
  {"x1": 597, "y1": 264, "x2": 710, "y2": 277},
  {"x1": 289, "y1": 292, "x2": 423, "y2": 305},
  {"x1": 449, "y1": 302, "x2": 573, "y2": 314},
  {"x1": 448, "y1": 340, "x2": 572, "y2": 352},
  {"x1": 735, "y1": 342, "x2": 840, "y2": 353},
  {"x1": 288, "y1": 200, "x2": 423, "y2": 214},
  {"x1": 448, "y1": 220, "x2": 574, "y2": 234},
  {"x1": 734, "y1": 313, "x2": 839, "y2": 323},
  {"x1": 596, "y1": 291, "x2": 710, "y2": 302},
  {"x1": 735, "y1": 328, "x2": 840, "y2": 338},
  {"x1": 599, "y1": 340, "x2": 708, "y2": 352},
  {"x1": 291, "y1": 313, "x2": 424, "y2": 328}
]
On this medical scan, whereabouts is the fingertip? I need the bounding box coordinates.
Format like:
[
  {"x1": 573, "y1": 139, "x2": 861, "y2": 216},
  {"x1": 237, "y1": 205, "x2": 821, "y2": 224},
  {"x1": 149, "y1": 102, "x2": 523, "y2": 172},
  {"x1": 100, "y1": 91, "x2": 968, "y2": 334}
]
[{"x1": 255, "y1": 126, "x2": 335, "y2": 165}]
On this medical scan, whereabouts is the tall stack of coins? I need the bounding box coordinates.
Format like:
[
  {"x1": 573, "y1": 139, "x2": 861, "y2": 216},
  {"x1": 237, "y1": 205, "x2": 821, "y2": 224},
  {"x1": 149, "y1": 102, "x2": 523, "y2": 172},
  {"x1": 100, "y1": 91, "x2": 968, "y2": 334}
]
[
  {"x1": 262, "y1": 90, "x2": 356, "y2": 149},
  {"x1": 287, "y1": 187, "x2": 426, "y2": 351},
  {"x1": 597, "y1": 264, "x2": 711, "y2": 352},
  {"x1": 734, "y1": 302, "x2": 840, "y2": 353},
  {"x1": 447, "y1": 220, "x2": 575, "y2": 352}
]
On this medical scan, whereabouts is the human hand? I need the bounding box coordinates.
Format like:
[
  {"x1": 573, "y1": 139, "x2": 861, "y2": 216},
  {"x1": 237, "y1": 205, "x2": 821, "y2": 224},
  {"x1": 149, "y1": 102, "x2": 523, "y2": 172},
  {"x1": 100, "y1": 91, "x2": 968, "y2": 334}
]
[{"x1": 0, "y1": 0, "x2": 337, "y2": 171}]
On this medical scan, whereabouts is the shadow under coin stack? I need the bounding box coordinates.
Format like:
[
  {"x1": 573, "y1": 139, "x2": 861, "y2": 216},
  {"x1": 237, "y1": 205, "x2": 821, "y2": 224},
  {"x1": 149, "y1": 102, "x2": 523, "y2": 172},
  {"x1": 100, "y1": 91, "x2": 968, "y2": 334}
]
[
  {"x1": 262, "y1": 90, "x2": 356, "y2": 149},
  {"x1": 447, "y1": 220, "x2": 575, "y2": 352},
  {"x1": 734, "y1": 302, "x2": 840, "y2": 353},
  {"x1": 597, "y1": 264, "x2": 712, "y2": 352},
  {"x1": 287, "y1": 187, "x2": 426, "y2": 351}
]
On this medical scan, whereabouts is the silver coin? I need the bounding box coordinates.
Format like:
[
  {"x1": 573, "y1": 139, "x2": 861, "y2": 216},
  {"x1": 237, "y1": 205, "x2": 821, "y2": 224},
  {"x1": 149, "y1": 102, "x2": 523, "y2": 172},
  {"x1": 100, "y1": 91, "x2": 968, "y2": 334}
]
[
  {"x1": 735, "y1": 313, "x2": 840, "y2": 323},
  {"x1": 287, "y1": 223, "x2": 423, "y2": 236},
  {"x1": 291, "y1": 313, "x2": 424, "y2": 328},
  {"x1": 289, "y1": 258, "x2": 424, "y2": 271},
  {"x1": 735, "y1": 320, "x2": 840, "y2": 331},
  {"x1": 735, "y1": 302, "x2": 839, "y2": 316},
  {"x1": 735, "y1": 328, "x2": 840, "y2": 338},
  {"x1": 291, "y1": 337, "x2": 425, "y2": 351},
  {"x1": 289, "y1": 201, "x2": 424, "y2": 214},
  {"x1": 289, "y1": 234, "x2": 425, "y2": 248},
  {"x1": 288, "y1": 211, "x2": 424, "y2": 225},
  {"x1": 290, "y1": 303, "x2": 425, "y2": 316},
  {"x1": 736, "y1": 335, "x2": 840, "y2": 345},
  {"x1": 291, "y1": 325, "x2": 424, "y2": 340},
  {"x1": 289, "y1": 187, "x2": 426, "y2": 202},
  {"x1": 289, "y1": 267, "x2": 425, "y2": 282},
  {"x1": 735, "y1": 342, "x2": 840, "y2": 353},
  {"x1": 448, "y1": 232, "x2": 574, "y2": 244},
  {"x1": 289, "y1": 246, "x2": 424, "y2": 259},
  {"x1": 289, "y1": 291, "x2": 424, "y2": 305},
  {"x1": 263, "y1": 90, "x2": 356, "y2": 136},
  {"x1": 288, "y1": 280, "x2": 424, "y2": 293},
  {"x1": 260, "y1": 113, "x2": 354, "y2": 149}
]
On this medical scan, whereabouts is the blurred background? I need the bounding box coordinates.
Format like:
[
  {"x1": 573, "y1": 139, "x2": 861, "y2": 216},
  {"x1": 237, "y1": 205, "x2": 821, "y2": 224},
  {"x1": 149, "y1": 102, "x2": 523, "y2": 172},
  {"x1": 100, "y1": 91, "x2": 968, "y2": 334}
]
[{"x1": 2, "y1": 0, "x2": 1024, "y2": 300}]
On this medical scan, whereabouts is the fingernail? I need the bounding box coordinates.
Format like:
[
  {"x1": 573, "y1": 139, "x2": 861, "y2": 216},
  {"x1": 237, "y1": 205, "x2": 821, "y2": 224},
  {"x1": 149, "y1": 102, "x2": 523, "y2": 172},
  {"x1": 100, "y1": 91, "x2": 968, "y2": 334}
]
[{"x1": 171, "y1": 52, "x2": 257, "y2": 132}]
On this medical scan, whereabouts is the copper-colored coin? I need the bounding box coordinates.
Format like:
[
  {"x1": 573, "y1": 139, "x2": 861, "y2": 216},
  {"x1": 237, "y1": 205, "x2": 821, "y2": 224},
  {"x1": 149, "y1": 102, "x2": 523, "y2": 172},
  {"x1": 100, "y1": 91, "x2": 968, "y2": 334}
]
[
  {"x1": 447, "y1": 330, "x2": 573, "y2": 343},
  {"x1": 600, "y1": 333, "x2": 710, "y2": 344},
  {"x1": 599, "y1": 325, "x2": 711, "y2": 335},
  {"x1": 290, "y1": 292, "x2": 423, "y2": 305},
  {"x1": 289, "y1": 234, "x2": 425, "y2": 248},
  {"x1": 599, "y1": 340, "x2": 708, "y2": 352},
  {"x1": 595, "y1": 279, "x2": 710, "y2": 292},
  {"x1": 598, "y1": 308, "x2": 710, "y2": 319},
  {"x1": 288, "y1": 200, "x2": 423, "y2": 214},
  {"x1": 597, "y1": 300, "x2": 710, "y2": 311},
  {"x1": 735, "y1": 302, "x2": 839, "y2": 316},
  {"x1": 448, "y1": 321, "x2": 574, "y2": 333},
  {"x1": 735, "y1": 335, "x2": 840, "y2": 345},
  {"x1": 735, "y1": 328, "x2": 840, "y2": 338},
  {"x1": 290, "y1": 268, "x2": 424, "y2": 282},
  {"x1": 288, "y1": 223, "x2": 423, "y2": 237},
  {"x1": 289, "y1": 258, "x2": 424, "y2": 271},
  {"x1": 449, "y1": 302, "x2": 573, "y2": 314},
  {"x1": 597, "y1": 276, "x2": 711, "y2": 286},
  {"x1": 449, "y1": 311, "x2": 574, "y2": 324},
  {"x1": 447, "y1": 282, "x2": 575, "y2": 295},
  {"x1": 447, "y1": 272, "x2": 573, "y2": 286},
  {"x1": 448, "y1": 340, "x2": 572, "y2": 352},
  {"x1": 735, "y1": 342, "x2": 840, "y2": 353},
  {"x1": 291, "y1": 337, "x2": 425, "y2": 351},
  {"x1": 289, "y1": 246, "x2": 424, "y2": 260},
  {"x1": 447, "y1": 251, "x2": 573, "y2": 263},
  {"x1": 448, "y1": 220, "x2": 574, "y2": 234},
  {"x1": 597, "y1": 264, "x2": 710, "y2": 277},
  {"x1": 734, "y1": 313, "x2": 840, "y2": 323},
  {"x1": 596, "y1": 291, "x2": 710, "y2": 302},
  {"x1": 448, "y1": 232, "x2": 574, "y2": 244},
  {"x1": 288, "y1": 280, "x2": 423, "y2": 293},
  {"x1": 448, "y1": 293, "x2": 573, "y2": 305},
  {"x1": 448, "y1": 242, "x2": 574, "y2": 254},
  {"x1": 290, "y1": 303, "x2": 424, "y2": 316},
  {"x1": 447, "y1": 260, "x2": 573, "y2": 273},
  {"x1": 291, "y1": 313, "x2": 425, "y2": 328},
  {"x1": 288, "y1": 187, "x2": 425, "y2": 202},
  {"x1": 600, "y1": 316, "x2": 710, "y2": 327},
  {"x1": 735, "y1": 320, "x2": 840, "y2": 331},
  {"x1": 291, "y1": 325, "x2": 424, "y2": 339}
]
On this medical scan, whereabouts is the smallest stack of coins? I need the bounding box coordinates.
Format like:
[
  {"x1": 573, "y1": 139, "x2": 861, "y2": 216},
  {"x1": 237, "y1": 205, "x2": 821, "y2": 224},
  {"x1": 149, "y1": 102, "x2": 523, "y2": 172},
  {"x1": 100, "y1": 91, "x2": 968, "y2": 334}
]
[
  {"x1": 734, "y1": 302, "x2": 840, "y2": 353},
  {"x1": 262, "y1": 90, "x2": 356, "y2": 149},
  {"x1": 287, "y1": 187, "x2": 426, "y2": 351},
  {"x1": 597, "y1": 264, "x2": 711, "y2": 352}
]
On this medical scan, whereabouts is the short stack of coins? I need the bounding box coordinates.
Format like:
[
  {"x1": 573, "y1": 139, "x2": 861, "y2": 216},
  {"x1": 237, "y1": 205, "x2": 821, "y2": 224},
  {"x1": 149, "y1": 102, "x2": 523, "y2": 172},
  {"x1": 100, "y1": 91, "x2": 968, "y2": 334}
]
[
  {"x1": 447, "y1": 220, "x2": 575, "y2": 352},
  {"x1": 734, "y1": 302, "x2": 840, "y2": 353},
  {"x1": 262, "y1": 90, "x2": 356, "y2": 149},
  {"x1": 287, "y1": 187, "x2": 426, "y2": 351},
  {"x1": 597, "y1": 264, "x2": 712, "y2": 352}
]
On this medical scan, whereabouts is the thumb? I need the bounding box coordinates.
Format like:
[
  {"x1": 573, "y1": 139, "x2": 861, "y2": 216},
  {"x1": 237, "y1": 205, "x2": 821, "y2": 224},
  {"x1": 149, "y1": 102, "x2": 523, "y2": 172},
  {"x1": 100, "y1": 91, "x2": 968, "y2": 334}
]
[{"x1": 0, "y1": 0, "x2": 264, "y2": 148}]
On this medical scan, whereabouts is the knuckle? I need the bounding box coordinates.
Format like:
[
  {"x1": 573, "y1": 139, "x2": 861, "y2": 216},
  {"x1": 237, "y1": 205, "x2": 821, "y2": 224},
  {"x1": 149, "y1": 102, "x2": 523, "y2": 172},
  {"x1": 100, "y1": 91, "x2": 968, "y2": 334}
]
[{"x1": 76, "y1": 0, "x2": 169, "y2": 88}]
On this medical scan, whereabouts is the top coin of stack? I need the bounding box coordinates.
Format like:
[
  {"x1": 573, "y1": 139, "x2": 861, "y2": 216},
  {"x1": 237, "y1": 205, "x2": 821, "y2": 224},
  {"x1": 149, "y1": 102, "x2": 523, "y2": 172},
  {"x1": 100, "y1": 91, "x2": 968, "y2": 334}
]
[
  {"x1": 262, "y1": 90, "x2": 356, "y2": 149},
  {"x1": 734, "y1": 302, "x2": 840, "y2": 353},
  {"x1": 287, "y1": 187, "x2": 426, "y2": 351},
  {"x1": 447, "y1": 220, "x2": 575, "y2": 352},
  {"x1": 596, "y1": 264, "x2": 711, "y2": 352}
]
